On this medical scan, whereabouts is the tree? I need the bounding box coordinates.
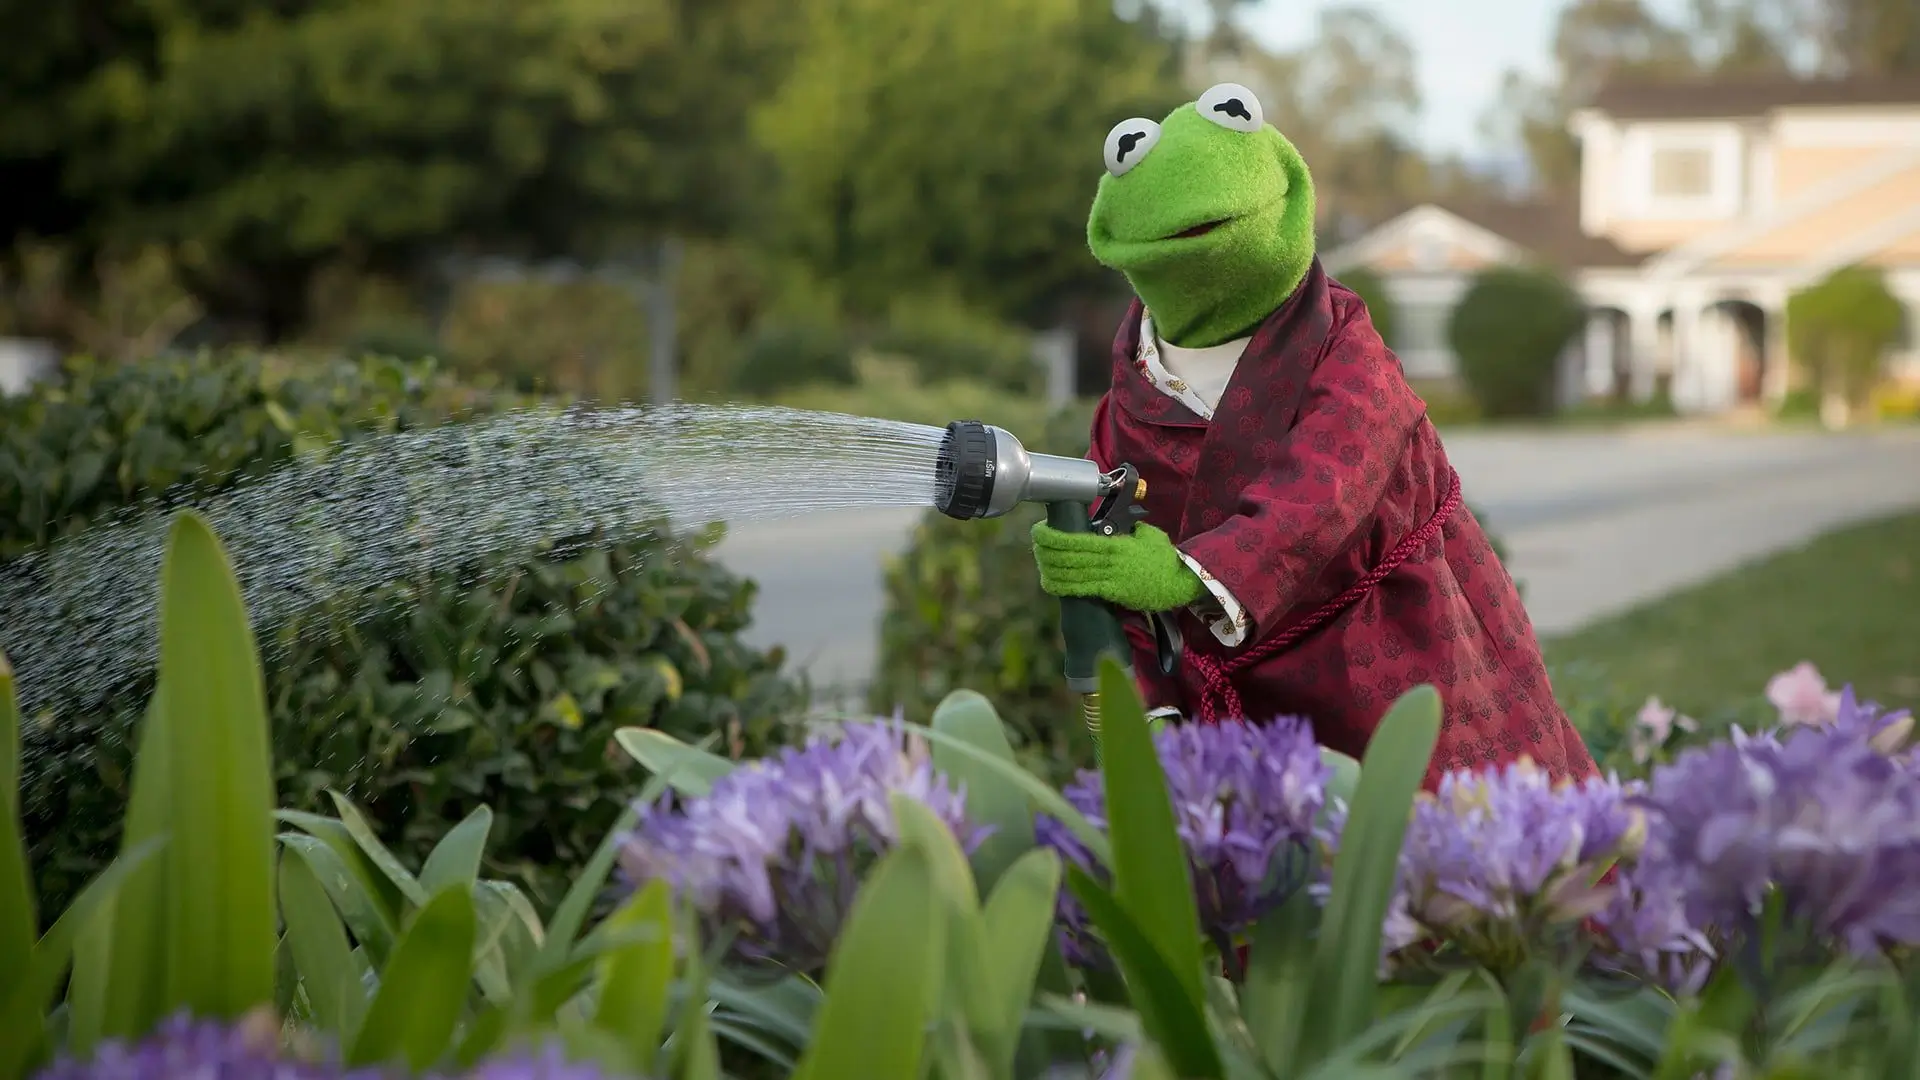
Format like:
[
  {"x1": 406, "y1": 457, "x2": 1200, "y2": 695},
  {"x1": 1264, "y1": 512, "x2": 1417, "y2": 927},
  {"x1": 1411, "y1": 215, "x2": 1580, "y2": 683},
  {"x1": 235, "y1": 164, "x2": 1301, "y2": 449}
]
[
  {"x1": 1481, "y1": 0, "x2": 1700, "y2": 195},
  {"x1": 1448, "y1": 265, "x2": 1587, "y2": 418},
  {"x1": 752, "y1": 0, "x2": 1185, "y2": 326},
  {"x1": 1787, "y1": 264, "x2": 1906, "y2": 409},
  {"x1": 0, "y1": 0, "x2": 801, "y2": 339},
  {"x1": 1192, "y1": 6, "x2": 1472, "y2": 239}
]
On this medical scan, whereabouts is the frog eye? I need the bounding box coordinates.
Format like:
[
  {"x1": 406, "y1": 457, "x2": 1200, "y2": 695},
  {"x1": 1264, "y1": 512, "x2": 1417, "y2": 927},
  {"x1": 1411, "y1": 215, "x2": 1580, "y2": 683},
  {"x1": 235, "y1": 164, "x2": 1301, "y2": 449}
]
[
  {"x1": 1197, "y1": 83, "x2": 1263, "y2": 133},
  {"x1": 1103, "y1": 118, "x2": 1161, "y2": 177}
]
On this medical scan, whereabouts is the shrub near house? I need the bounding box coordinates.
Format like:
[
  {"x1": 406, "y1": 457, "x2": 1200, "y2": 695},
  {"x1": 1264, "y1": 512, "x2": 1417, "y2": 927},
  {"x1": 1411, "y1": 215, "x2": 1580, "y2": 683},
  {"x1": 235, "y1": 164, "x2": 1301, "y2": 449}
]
[
  {"x1": 0, "y1": 351, "x2": 803, "y2": 915},
  {"x1": 1787, "y1": 264, "x2": 1907, "y2": 418},
  {"x1": 1447, "y1": 264, "x2": 1586, "y2": 419}
]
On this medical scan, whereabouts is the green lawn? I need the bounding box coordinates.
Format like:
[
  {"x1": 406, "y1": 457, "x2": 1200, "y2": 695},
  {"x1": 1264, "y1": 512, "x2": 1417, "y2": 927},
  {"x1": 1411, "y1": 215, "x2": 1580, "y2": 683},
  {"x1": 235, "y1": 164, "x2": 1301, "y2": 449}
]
[{"x1": 1544, "y1": 510, "x2": 1920, "y2": 717}]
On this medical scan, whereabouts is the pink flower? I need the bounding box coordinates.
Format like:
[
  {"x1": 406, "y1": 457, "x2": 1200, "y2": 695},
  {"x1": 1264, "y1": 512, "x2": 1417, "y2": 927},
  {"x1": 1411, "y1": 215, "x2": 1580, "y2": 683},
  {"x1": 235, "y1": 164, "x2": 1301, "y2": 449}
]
[
  {"x1": 1629, "y1": 697, "x2": 1697, "y2": 765},
  {"x1": 1765, "y1": 662, "x2": 1843, "y2": 727}
]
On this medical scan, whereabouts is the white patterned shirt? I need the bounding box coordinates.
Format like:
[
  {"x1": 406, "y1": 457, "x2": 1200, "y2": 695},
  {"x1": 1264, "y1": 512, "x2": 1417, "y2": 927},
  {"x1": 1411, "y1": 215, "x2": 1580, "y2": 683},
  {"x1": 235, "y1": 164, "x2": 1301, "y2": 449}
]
[{"x1": 1133, "y1": 309, "x2": 1254, "y2": 648}]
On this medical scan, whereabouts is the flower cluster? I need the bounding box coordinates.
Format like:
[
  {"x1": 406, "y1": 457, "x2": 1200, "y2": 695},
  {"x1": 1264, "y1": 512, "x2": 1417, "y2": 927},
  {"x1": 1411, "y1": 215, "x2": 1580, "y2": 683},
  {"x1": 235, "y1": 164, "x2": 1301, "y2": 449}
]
[
  {"x1": 616, "y1": 718, "x2": 985, "y2": 973},
  {"x1": 30, "y1": 1013, "x2": 377, "y2": 1080},
  {"x1": 1348, "y1": 759, "x2": 1647, "y2": 970},
  {"x1": 1036, "y1": 717, "x2": 1330, "y2": 959},
  {"x1": 31, "y1": 1014, "x2": 647, "y2": 1080},
  {"x1": 1623, "y1": 707, "x2": 1920, "y2": 958}
]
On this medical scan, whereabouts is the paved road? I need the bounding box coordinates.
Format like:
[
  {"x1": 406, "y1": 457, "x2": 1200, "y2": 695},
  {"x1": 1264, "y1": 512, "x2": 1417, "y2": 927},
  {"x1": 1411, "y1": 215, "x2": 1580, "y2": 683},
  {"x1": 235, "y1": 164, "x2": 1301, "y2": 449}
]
[{"x1": 714, "y1": 425, "x2": 1920, "y2": 693}]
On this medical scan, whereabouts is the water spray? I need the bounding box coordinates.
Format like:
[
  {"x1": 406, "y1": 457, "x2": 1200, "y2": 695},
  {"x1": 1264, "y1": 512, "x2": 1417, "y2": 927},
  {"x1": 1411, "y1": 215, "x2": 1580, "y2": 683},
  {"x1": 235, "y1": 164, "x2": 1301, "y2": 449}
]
[{"x1": 931, "y1": 420, "x2": 1182, "y2": 749}]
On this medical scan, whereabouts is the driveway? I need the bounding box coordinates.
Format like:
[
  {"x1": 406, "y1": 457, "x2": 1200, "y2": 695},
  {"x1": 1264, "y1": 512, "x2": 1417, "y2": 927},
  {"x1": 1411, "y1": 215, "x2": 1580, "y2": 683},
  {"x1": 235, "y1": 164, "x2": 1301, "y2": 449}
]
[{"x1": 713, "y1": 425, "x2": 1920, "y2": 694}]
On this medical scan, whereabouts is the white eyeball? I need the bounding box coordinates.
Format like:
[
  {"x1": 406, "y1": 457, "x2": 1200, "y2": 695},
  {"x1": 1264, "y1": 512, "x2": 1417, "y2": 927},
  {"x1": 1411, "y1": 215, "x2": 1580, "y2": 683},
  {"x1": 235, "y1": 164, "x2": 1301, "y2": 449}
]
[
  {"x1": 1196, "y1": 82, "x2": 1263, "y2": 133},
  {"x1": 1103, "y1": 118, "x2": 1161, "y2": 177}
]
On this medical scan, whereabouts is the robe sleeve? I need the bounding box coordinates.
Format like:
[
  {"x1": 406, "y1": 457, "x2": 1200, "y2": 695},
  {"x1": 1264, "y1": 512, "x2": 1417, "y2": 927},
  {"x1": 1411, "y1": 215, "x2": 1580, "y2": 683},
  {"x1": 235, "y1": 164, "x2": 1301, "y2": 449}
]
[{"x1": 1174, "y1": 311, "x2": 1426, "y2": 646}]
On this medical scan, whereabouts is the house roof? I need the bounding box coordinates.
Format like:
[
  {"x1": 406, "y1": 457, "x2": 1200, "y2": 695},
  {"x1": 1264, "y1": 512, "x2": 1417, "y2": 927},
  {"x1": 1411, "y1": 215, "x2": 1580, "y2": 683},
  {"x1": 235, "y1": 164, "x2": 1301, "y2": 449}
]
[
  {"x1": 1426, "y1": 199, "x2": 1646, "y2": 270},
  {"x1": 1588, "y1": 74, "x2": 1920, "y2": 119}
]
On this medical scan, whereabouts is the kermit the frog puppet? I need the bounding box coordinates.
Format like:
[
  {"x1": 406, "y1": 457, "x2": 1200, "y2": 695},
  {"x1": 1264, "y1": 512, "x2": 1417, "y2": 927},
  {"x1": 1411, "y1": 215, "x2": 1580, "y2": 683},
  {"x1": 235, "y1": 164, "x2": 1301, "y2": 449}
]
[{"x1": 1031, "y1": 83, "x2": 1597, "y2": 788}]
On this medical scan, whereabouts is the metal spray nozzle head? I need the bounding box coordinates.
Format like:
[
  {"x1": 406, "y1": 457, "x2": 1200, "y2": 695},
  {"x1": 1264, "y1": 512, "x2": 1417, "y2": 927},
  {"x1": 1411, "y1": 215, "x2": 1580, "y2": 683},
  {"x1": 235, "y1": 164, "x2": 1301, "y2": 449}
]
[{"x1": 932, "y1": 419, "x2": 1109, "y2": 520}]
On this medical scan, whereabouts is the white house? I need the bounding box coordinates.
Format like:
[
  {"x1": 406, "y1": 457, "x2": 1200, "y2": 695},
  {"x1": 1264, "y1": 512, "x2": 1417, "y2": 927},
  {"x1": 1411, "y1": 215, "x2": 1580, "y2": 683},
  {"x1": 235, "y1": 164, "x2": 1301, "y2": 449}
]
[{"x1": 1324, "y1": 74, "x2": 1920, "y2": 415}]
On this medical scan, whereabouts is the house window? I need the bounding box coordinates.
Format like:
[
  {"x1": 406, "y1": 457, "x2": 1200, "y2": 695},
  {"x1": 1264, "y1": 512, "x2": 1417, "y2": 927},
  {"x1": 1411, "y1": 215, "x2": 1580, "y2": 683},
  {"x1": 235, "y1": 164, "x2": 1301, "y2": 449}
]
[
  {"x1": 1395, "y1": 301, "x2": 1452, "y2": 355},
  {"x1": 1649, "y1": 146, "x2": 1714, "y2": 199}
]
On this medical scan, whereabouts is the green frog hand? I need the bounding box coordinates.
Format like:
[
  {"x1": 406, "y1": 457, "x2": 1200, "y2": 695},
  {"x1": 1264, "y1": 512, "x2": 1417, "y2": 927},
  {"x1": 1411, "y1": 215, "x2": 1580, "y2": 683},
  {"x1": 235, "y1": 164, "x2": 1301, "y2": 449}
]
[{"x1": 1030, "y1": 522, "x2": 1207, "y2": 613}]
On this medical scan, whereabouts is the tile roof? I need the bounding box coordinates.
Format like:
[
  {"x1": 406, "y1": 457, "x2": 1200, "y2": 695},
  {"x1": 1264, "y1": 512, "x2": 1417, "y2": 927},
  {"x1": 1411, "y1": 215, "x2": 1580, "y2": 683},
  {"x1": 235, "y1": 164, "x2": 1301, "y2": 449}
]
[{"x1": 1588, "y1": 74, "x2": 1920, "y2": 119}]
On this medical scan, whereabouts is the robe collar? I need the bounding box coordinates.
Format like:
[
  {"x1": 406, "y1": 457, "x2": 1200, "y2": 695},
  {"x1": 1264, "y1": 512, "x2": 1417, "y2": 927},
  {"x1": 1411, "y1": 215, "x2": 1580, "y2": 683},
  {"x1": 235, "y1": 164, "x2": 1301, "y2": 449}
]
[{"x1": 1108, "y1": 257, "x2": 1336, "y2": 432}]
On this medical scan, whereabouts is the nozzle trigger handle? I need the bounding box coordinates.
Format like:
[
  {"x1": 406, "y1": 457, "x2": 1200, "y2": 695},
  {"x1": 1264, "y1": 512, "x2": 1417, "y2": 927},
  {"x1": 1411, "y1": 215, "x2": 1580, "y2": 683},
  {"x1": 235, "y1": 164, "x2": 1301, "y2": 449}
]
[{"x1": 1090, "y1": 463, "x2": 1147, "y2": 537}]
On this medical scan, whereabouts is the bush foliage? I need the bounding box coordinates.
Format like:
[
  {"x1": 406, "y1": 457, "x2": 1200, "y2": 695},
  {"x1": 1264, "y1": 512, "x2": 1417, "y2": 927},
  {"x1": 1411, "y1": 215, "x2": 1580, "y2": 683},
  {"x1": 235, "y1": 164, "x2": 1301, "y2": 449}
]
[
  {"x1": 1447, "y1": 265, "x2": 1586, "y2": 419},
  {"x1": 1334, "y1": 265, "x2": 1397, "y2": 352},
  {"x1": 0, "y1": 351, "x2": 803, "y2": 914},
  {"x1": 1786, "y1": 264, "x2": 1906, "y2": 406}
]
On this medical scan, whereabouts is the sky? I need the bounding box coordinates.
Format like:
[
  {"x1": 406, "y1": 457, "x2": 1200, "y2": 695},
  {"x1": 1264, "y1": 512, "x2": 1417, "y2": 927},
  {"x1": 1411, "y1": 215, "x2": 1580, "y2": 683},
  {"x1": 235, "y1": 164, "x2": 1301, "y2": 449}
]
[{"x1": 1172, "y1": 0, "x2": 1693, "y2": 160}]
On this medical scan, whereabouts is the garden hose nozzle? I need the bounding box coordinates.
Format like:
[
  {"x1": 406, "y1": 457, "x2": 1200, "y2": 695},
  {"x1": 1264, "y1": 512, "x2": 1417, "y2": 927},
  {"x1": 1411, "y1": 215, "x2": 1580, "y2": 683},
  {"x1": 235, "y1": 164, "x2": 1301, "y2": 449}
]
[{"x1": 933, "y1": 420, "x2": 1183, "y2": 752}]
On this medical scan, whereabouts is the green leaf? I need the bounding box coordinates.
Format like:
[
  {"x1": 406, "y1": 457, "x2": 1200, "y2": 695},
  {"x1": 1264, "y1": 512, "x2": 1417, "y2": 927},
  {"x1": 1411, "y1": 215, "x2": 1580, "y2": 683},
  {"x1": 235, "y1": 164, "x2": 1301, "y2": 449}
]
[
  {"x1": 1319, "y1": 746, "x2": 1362, "y2": 830},
  {"x1": 0, "y1": 839, "x2": 162, "y2": 1080},
  {"x1": 68, "y1": 698, "x2": 173, "y2": 1050},
  {"x1": 277, "y1": 846, "x2": 366, "y2": 1038},
  {"x1": 892, "y1": 793, "x2": 1001, "y2": 1068},
  {"x1": 1478, "y1": 970, "x2": 1515, "y2": 1080},
  {"x1": 1239, "y1": 884, "x2": 1320, "y2": 1072},
  {"x1": 613, "y1": 727, "x2": 736, "y2": 796},
  {"x1": 537, "y1": 804, "x2": 640, "y2": 973},
  {"x1": 418, "y1": 806, "x2": 493, "y2": 897},
  {"x1": 1125, "y1": 1043, "x2": 1181, "y2": 1080},
  {"x1": 346, "y1": 886, "x2": 476, "y2": 1070},
  {"x1": 0, "y1": 653, "x2": 37, "y2": 1039},
  {"x1": 928, "y1": 689, "x2": 1036, "y2": 893},
  {"x1": 273, "y1": 829, "x2": 399, "y2": 965},
  {"x1": 1094, "y1": 660, "x2": 1206, "y2": 1009},
  {"x1": 1302, "y1": 686, "x2": 1442, "y2": 1060},
  {"x1": 668, "y1": 918, "x2": 723, "y2": 1080},
  {"x1": 326, "y1": 792, "x2": 428, "y2": 907},
  {"x1": 1527, "y1": 1024, "x2": 1576, "y2": 1080},
  {"x1": 591, "y1": 880, "x2": 676, "y2": 1075},
  {"x1": 978, "y1": 847, "x2": 1063, "y2": 1070},
  {"x1": 151, "y1": 511, "x2": 279, "y2": 1020},
  {"x1": 1032, "y1": 994, "x2": 1142, "y2": 1042},
  {"x1": 706, "y1": 974, "x2": 820, "y2": 1048},
  {"x1": 791, "y1": 842, "x2": 946, "y2": 1080},
  {"x1": 906, "y1": 724, "x2": 1112, "y2": 866},
  {"x1": 1065, "y1": 866, "x2": 1224, "y2": 1080}
]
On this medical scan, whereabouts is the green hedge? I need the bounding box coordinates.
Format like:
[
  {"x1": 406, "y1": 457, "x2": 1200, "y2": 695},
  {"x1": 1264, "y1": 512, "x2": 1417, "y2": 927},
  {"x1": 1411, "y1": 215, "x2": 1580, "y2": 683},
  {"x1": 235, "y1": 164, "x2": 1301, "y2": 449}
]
[
  {"x1": 1, "y1": 352, "x2": 804, "y2": 914},
  {"x1": 1448, "y1": 265, "x2": 1585, "y2": 419}
]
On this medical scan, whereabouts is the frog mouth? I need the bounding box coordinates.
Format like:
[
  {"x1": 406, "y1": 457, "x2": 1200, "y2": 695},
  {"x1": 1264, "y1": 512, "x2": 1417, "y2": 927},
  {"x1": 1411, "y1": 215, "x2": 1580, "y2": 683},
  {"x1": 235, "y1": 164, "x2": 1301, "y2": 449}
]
[{"x1": 1168, "y1": 218, "x2": 1230, "y2": 240}]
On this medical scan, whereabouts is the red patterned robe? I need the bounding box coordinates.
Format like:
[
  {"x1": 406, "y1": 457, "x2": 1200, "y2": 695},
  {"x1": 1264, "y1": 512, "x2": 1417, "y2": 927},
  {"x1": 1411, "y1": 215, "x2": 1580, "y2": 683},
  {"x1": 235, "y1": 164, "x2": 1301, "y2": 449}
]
[{"x1": 1089, "y1": 259, "x2": 1598, "y2": 788}]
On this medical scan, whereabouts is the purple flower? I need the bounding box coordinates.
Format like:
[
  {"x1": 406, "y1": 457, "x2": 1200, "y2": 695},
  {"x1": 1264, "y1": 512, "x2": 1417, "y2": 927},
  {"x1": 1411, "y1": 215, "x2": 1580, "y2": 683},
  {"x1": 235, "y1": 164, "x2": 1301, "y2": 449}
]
[
  {"x1": 1590, "y1": 858, "x2": 1717, "y2": 996},
  {"x1": 32, "y1": 1012, "x2": 381, "y2": 1080},
  {"x1": 1036, "y1": 718, "x2": 1330, "y2": 961},
  {"x1": 1352, "y1": 759, "x2": 1645, "y2": 969},
  {"x1": 1630, "y1": 718, "x2": 1920, "y2": 956},
  {"x1": 1827, "y1": 686, "x2": 1915, "y2": 756},
  {"x1": 616, "y1": 719, "x2": 985, "y2": 973}
]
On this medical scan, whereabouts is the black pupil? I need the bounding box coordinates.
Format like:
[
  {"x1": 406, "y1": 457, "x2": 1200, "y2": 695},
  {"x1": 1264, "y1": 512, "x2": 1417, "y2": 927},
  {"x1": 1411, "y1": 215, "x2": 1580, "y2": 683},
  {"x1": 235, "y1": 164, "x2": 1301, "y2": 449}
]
[
  {"x1": 1116, "y1": 131, "x2": 1145, "y2": 161},
  {"x1": 1213, "y1": 99, "x2": 1251, "y2": 122}
]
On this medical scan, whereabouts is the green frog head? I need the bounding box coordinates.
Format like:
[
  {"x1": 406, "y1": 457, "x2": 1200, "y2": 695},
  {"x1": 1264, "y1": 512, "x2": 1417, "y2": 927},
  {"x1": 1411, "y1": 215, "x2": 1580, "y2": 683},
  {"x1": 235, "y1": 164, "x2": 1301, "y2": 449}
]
[{"x1": 1087, "y1": 83, "x2": 1318, "y2": 349}]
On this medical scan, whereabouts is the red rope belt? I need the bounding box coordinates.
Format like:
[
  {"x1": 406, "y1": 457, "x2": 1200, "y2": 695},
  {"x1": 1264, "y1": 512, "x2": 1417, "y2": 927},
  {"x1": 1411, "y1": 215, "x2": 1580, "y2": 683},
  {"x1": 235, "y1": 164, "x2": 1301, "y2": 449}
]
[{"x1": 1185, "y1": 468, "x2": 1464, "y2": 724}]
